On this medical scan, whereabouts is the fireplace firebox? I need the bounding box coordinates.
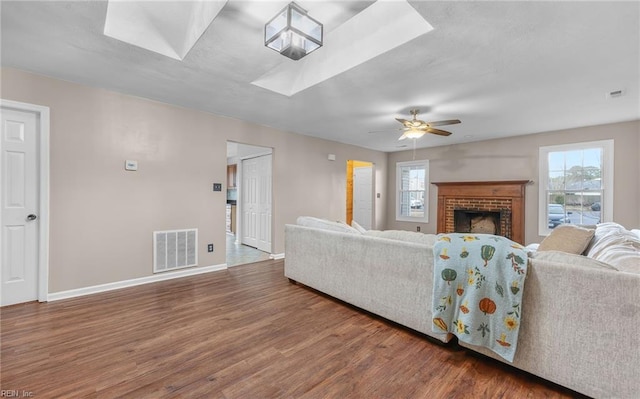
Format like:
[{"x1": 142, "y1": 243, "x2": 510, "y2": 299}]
[
  {"x1": 454, "y1": 209, "x2": 510, "y2": 235},
  {"x1": 433, "y1": 180, "x2": 530, "y2": 244}
]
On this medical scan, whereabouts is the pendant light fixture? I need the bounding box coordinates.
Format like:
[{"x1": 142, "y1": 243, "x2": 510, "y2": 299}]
[{"x1": 264, "y1": 2, "x2": 323, "y2": 61}]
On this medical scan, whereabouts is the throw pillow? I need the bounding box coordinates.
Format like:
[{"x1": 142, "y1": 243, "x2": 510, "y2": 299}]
[
  {"x1": 584, "y1": 222, "x2": 626, "y2": 254},
  {"x1": 538, "y1": 224, "x2": 595, "y2": 254},
  {"x1": 589, "y1": 239, "x2": 640, "y2": 274},
  {"x1": 587, "y1": 227, "x2": 640, "y2": 259}
]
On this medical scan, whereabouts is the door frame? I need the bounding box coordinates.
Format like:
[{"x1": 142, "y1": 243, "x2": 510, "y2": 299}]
[
  {"x1": 1, "y1": 99, "x2": 50, "y2": 303},
  {"x1": 346, "y1": 160, "x2": 375, "y2": 227}
]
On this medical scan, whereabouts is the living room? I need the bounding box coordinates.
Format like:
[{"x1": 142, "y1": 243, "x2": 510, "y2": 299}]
[{"x1": 1, "y1": 1, "x2": 639, "y2": 397}]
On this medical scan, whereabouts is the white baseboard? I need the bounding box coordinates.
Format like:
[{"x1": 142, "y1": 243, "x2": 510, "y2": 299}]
[
  {"x1": 270, "y1": 253, "x2": 285, "y2": 260},
  {"x1": 47, "y1": 263, "x2": 227, "y2": 302}
]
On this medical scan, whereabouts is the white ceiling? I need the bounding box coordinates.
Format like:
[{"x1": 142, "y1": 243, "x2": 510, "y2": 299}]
[{"x1": 1, "y1": 1, "x2": 638, "y2": 152}]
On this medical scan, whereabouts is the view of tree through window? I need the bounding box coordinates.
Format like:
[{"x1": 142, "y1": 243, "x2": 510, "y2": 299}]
[{"x1": 546, "y1": 147, "x2": 603, "y2": 228}]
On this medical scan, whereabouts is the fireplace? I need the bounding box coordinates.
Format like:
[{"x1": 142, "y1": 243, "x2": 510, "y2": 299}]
[
  {"x1": 454, "y1": 209, "x2": 508, "y2": 235},
  {"x1": 433, "y1": 180, "x2": 530, "y2": 244}
]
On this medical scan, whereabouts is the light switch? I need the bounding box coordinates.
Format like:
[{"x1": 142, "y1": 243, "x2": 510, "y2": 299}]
[{"x1": 125, "y1": 160, "x2": 138, "y2": 171}]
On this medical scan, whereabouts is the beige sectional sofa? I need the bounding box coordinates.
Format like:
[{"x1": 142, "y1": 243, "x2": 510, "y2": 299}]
[{"x1": 284, "y1": 217, "x2": 640, "y2": 399}]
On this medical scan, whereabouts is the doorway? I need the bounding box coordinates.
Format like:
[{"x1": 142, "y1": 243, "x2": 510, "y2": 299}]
[
  {"x1": 346, "y1": 160, "x2": 375, "y2": 229},
  {"x1": 226, "y1": 142, "x2": 272, "y2": 267},
  {"x1": 1, "y1": 100, "x2": 50, "y2": 306}
]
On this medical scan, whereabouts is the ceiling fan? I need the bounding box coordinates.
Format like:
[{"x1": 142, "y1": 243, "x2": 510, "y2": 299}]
[{"x1": 394, "y1": 109, "x2": 461, "y2": 140}]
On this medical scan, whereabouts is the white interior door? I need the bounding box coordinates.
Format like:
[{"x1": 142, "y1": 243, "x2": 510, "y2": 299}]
[
  {"x1": 242, "y1": 157, "x2": 258, "y2": 248},
  {"x1": 353, "y1": 165, "x2": 374, "y2": 230},
  {"x1": 256, "y1": 154, "x2": 272, "y2": 252},
  {"x1": 241, "y1": 154, "x2": 272, "y2": 252},
  {"x1": 1, "y1": 107, "x2": 39, "y2": 306}
]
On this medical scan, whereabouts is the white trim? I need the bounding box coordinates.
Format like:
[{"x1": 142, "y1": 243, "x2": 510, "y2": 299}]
[
  {"x1": 0, "y1": 99, "x2": 50, "y2": 303},
  {"x1": 239, "y1": 150, "x2": 273, "y2": 161},
  {"x1": 47, "y1": 263, "x2": 227, "y2": 302},
  {"x1": 395, "y1": 159, "x2": 429, "y2": 223},
  {"x1": 270, "y1": 253, "x2": 285, "y2": 260},
  {"x1": 538, "y1": 139, "x2": 614, "y2": 236}
]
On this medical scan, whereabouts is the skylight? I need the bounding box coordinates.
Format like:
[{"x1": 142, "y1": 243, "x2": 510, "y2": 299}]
[
  {"x1": 104, "y1": 0, "x2": 227, "y2": 61},
  {"x1": 252, "y1": 0, "x2": 434, "y2": 96}
]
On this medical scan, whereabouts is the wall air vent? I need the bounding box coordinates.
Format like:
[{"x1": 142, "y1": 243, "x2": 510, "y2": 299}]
[
  {"x1": 153, "y1": 228, "x2": 198, "y2": 273},
  {"x1": 606, "y1": 89, "x2": 626, "y2": 99}
]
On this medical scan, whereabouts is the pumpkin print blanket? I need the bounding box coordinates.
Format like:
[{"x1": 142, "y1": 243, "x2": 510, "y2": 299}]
[{"x1": 432, "y1": 233, "x2": 528, "y2": 362}]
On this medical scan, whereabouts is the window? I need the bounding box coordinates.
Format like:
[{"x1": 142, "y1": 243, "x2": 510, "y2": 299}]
[
  {"x1": 396, "y1": 160, "x2": 429, "y2": 222},
  {"x1": 539, "y1": 140, "x2": 613, "y2": 235}
]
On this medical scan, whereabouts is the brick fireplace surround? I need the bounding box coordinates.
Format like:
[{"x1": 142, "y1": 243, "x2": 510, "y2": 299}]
[{"x1": 432, "y1": 180, "x2": 530, "y2": 244}]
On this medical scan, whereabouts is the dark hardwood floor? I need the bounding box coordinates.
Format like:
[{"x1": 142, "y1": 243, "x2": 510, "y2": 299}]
[{"x1": 1, "y1": 260, "x2": 586, "y2": 398}]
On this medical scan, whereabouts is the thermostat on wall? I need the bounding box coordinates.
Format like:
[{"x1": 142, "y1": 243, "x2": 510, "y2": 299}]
[{"x1": 125, "y1": 160, "x2": 138, "y2": 171}]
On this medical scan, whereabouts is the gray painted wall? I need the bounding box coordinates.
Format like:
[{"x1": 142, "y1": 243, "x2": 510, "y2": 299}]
[
  {"x1": 386, "y1": 120, "x2": 640, "y2": 244},
  {"x1": 1, "y1": 68, "x2": 387, "y2": 293},
  {"x1": 3, "y1": 67, "x2": 638, "y2": 293}
]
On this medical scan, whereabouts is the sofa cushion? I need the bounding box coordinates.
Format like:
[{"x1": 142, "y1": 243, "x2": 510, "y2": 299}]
[
  {"x1": 364, "y1": 229, "x2": 436, "y2": 246},
  {"x1": 595, "y1": 248, "x2": 640, "y2": 274},
  {"x1": 296, "y1": 216, "x2": 360, "y2": 234},
  {"x1": 538, "y1": 225, "x2": 595, "y2": 254},
  {"x1": 530, "y1": 250, "x2": 618, "y2": 271}
]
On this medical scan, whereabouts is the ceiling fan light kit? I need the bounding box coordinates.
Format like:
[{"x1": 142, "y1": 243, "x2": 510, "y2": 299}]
[
  {"x1": 264, "y1": 2, "x2": 323, "y2": 61},
  {"x1": 399, "y1": 129, "x2": 426, "y2": 140},
  {"x1": 394, "y1": 109, "x2": 461, "y2": 140}
]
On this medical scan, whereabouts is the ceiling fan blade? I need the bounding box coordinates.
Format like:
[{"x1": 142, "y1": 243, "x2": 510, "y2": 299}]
[
  {"x1": 391, "y1": 111, "x2": 458, "y2": 139},
  {"x1": 427, "y1": 128, "x2": 452, "y2": 136},
  {"x1": 395, "y1": 118, "x2": 414, "y2": 128},
  {"x1": 427, "y1": 119, "x2": 462, "y2": 127}
]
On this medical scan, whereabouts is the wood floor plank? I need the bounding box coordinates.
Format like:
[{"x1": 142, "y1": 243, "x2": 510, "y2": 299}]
[{"x1": 1, "y1": 259, "x2": 587, "y2": 398}]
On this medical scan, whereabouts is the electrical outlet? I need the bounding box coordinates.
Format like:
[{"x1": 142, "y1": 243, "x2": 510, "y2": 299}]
[
  {"x1": 417, "y1": 226, "x2": 421, "y2": 232},
  {"x1": 207, "y1": 244, "x2": 214, "y2": 252}
]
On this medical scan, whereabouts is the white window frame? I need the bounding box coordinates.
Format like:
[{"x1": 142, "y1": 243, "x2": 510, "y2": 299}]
[
  {"x1": 396, "y1": 160, "x2": 429, "y2": 223},
  {"x1": 538, "y1": 139, "x2": 614, "y2": 236}
]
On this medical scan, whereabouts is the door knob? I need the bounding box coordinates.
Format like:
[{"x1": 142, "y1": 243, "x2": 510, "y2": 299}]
[{"x1": 27, "y1": 214, "x2": 37, "y2": 221}]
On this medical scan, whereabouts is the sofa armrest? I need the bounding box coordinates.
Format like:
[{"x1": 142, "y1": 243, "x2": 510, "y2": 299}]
[
  {"x1": 460, "y1": 258, "x2": 640, "y2": 399},
  {"x1": 284, "y1": 224, "x2": 450, "y2": 343}
]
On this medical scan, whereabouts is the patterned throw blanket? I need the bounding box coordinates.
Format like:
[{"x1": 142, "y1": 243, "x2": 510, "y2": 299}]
[{"x1": 431, "y1": 233, "x2": 528, "y2": 362}]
